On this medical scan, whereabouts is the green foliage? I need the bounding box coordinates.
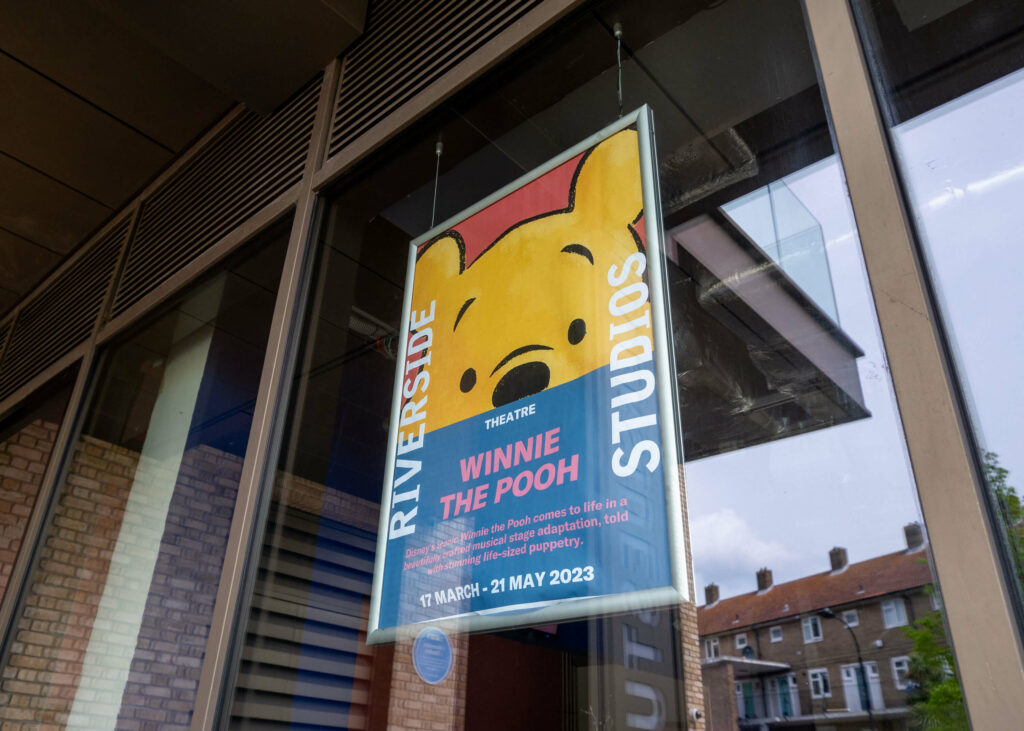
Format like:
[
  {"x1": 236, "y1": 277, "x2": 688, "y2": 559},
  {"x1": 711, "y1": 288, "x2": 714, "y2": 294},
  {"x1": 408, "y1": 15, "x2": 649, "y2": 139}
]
[
  {"x1": 899, "y1": 451, "x2": 1020, "y2": 730},
  {"x1": 902, "y1": 617, "x2": 965, "y2": 729},
  {"x1": 902, "y1": 612, "x2": 967, "y2": 730},
  {"x1": 985, "y1": 451, "x2": 1024, "y2": 585}
]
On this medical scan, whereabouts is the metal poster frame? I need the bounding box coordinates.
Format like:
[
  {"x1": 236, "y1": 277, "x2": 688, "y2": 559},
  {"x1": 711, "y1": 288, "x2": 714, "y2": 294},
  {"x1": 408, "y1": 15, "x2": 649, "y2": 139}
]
[{"x1": 367, "y1": 106, "x2": 688, "y2": 643}]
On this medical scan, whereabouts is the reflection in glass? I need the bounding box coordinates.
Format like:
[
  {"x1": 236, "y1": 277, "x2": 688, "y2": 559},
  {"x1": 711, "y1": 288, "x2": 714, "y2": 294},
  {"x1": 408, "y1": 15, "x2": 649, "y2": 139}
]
[
  {"x1": 0, "y1": 221, "x2": 289, "y2": 728},
  {"x1": 852, "y1": 2, "x2": 1024, "y2": 722},
  {"x1": 0, "y1": 370, "x2": 76, "y2": 602},
  {"x1": 225, "y1": 0, "x2": 954, "y2": 728}
]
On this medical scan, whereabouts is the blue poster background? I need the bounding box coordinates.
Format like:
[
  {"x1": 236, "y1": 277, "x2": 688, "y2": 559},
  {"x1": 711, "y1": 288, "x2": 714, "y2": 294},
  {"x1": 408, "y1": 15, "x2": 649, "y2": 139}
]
[{"x1": 378, "y1": 365, "x2": 672, "y2": 629}]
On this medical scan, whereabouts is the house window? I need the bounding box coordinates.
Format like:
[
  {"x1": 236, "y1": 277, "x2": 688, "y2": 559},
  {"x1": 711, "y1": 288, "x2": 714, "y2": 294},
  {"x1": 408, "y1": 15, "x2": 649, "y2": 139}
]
[
  {"x1": 892, "y1": 656, "x2": 911, "y2": 690},
  {"x1": 802, "y1": 616, "x2": 823, "y2": 643},
  {"x1": 770, "y1": 626, "x2": 783, "y2": 643},
  {"x1": 705, "y1": 637, "x2": 720, "y2": 658},
  {"x1": 882, "y1": 598, "x2": 908, "y2": 628},
  {"x1": 841, "y1": 609, "x2": 859, "y2": 627},
  {"x1": 736, "y1": 633, "x2": 748, "y2": 650},
  {"x1": 809, "y1": 668, "x2": 831, "y2": 699}
]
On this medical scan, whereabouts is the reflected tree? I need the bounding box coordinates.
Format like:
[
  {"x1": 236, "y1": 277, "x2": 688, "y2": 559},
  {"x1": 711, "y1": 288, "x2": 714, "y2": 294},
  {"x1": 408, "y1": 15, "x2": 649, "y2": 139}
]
[
  {"x1": 902, "y1": 451, "x2": 1019, "y2": 730},
  {"x1": 985, "y1": 451, "x2": 1024, "y2": 585},
  {"x1": 903, "y1": 611, "x2": 967, "y2": 730}
]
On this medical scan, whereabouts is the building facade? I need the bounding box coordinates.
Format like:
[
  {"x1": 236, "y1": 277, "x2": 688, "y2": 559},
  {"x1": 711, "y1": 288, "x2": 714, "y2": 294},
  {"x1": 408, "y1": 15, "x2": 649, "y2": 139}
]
[
  {"x1": 0, "y1": 1, "x2": 1022, "y2": 729},
  {"x1": 699, "y1": 524, "x2": 937, "y2": 729}
]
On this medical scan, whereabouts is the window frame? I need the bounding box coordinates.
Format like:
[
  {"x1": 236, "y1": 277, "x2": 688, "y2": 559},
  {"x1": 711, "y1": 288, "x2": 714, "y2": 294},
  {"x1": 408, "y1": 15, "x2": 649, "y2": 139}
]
[
  {"x1": 808, "y1": 668, "x2": 832, "y2": 699},
  {"x1": 841, "y1": 609, "x2": 859, "y2": 627},
  {"x1": 770, "y1": 625, "x2": 783, "y2": 643},
  {"x1": 891, "y1": 656, "x2": 910, "y2": 690},
  {"x1": 802, "y1": 616, "x2": 823, "y2": 644},
  {"x1": 0, "y1": 4, "x2": 1020, "y2": 730},
  {"x1": 881, "y1": 598, "x2": 908, "y2": 629},
  {"x1": 735, "y1": 633, "x2": 748, "y2": 650},
  {"x1": 705, "y1": 636, "x2": 720, "y2": 659},
  {"x1": 804, "y1": 3, "x2": 1024, "y2": 726}
]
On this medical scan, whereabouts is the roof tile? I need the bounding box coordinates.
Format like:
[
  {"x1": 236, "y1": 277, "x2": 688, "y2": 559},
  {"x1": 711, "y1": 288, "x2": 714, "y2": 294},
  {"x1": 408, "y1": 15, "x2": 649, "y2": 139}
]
[{"x1": 698, "y1": 548, "x2": 932, "y2": 636}]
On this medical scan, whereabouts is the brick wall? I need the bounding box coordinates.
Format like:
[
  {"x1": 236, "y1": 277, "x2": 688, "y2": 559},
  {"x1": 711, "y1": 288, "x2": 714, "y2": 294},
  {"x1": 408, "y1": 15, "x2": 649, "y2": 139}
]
[
  {"x1": 677, "y1": 466, "x2": 705, "y2": 730},
  {"x1": 385, "y1": 630, "x2": 468, "y2": 731},
  {"x1": 701, "y1": 588, "x2": 935, "y2": 722},
  {"x1": 0, "y1": 418, "x2": 59, "y2": 601},
  {"x1": 702, "y1": 662, "x2": 736, "y2": 731},
  {"x1": 0, "y1": 434, "x2": 241, "y2": 729}
]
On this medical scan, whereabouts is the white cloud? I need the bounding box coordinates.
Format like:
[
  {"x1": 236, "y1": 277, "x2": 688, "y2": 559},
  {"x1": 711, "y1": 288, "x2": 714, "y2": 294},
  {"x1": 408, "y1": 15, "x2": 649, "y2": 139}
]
[{"x1": 690, "y1": 508, "x2": 797, "y2": 600}]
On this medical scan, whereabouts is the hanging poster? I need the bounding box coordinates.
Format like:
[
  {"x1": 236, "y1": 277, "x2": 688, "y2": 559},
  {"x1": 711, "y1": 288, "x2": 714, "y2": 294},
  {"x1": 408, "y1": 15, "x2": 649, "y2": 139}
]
[{"x1": 368, "y1": 106, "x2": 687, "y2": 642}]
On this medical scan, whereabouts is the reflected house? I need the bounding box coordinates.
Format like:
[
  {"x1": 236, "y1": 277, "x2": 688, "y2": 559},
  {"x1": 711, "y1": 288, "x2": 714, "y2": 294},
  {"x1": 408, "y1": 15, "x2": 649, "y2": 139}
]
[{"x1": 698, "y1": 524, "x2": 934, "y2": 731}]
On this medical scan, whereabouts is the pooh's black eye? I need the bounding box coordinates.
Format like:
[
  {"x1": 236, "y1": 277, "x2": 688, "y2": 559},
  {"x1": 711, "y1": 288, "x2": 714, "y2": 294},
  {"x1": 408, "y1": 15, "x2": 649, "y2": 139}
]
[
  {"x1": 460, "y1": 368, "x2": 477, "y2": 393},
  {"x1": 568, "y1": 318, "x2": 586, "y2": 345}
]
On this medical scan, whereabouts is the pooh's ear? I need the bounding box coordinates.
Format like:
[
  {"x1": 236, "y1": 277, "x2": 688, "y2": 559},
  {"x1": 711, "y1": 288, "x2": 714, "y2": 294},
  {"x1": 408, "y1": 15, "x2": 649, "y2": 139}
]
[
  {"x1": 572, "y1": 128, "x2": 643, "y2": 229},
  {"x1": 414, "y1": 233, "x2": 465, "y2": 291}
]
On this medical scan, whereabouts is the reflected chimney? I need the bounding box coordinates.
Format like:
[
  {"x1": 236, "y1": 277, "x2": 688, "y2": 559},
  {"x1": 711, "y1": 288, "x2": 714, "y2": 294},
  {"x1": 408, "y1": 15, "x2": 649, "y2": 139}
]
[
  {"x1": 830, "y1": 546, "x2": 848, "y2": 572},
  {"x1": 705, "y1": 583, "x2": 720, "y2": 605},
  {"x1": 905, "y1": 522, "x2": 924, "y2": 551},
  {"x1": 756, "y1": 567, "x2": 773, "y2": 592}
]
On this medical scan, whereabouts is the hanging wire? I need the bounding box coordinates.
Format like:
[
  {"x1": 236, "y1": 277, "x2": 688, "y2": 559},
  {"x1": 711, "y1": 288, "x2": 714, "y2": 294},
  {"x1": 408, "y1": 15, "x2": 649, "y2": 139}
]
[
  {"x1": 614, "y1": 22, "x2": 624, "y2": 118},
  {"x1": 430, "y1": 140, "x2": 443, "y2": 228}
]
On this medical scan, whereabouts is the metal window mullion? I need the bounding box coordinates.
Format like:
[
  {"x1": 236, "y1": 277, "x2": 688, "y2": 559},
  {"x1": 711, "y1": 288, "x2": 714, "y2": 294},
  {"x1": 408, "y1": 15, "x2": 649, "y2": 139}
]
[
  {"x1": 802, "y1": 1, "x2": 1024, "y2": 726},
  {"x1": 0, "y1": 199, "x2": 137, "y2": 642},
  {"x1": 189, "y1": 58, "x2": 343, "y2": 731}
]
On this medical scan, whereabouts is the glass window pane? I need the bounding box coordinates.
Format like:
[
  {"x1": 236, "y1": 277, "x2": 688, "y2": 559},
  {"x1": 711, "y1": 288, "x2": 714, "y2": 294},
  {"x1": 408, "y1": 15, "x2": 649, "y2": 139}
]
[
  {"x1": 852, "y1": 0, "x2": 1024, "y2": 616},
  {"x1": 0, "y1": 370, "x2": 76, "y2": 602},
  {"x1": 0, "y1": 220, "x2": 290, "y2": 728},
  {"x1": 224, "y1": 0, "x2": 960, "y2": 728}
]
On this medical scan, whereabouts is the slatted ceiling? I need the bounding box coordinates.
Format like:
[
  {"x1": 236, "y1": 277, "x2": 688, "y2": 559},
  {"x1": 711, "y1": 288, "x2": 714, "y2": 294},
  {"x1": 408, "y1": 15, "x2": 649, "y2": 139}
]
[
  {"x1": 328, "y1": 0, "x2": 542, "y2": 158},
  {"x1": 231, "y1": 507, "x2": 376, "y2": 729},
  {"x1": 0, "y1": 218, "x2": 126, "y2": 401},
  {"x1": 331, "y1": 0, "x2": 532, "y2": 149},
  {"x1": 110, "y1": 76, "x2": 322, "y2": 318}
]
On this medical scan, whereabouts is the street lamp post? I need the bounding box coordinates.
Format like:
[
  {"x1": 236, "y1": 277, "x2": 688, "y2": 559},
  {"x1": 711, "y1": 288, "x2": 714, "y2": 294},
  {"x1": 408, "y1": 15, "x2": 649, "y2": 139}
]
[{"x1": 817, "y1": 608, "x2": 877, "y2": 731}]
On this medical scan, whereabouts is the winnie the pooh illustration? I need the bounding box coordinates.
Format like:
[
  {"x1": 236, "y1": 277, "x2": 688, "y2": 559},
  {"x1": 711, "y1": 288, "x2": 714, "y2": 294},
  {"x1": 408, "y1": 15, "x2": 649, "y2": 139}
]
[{"x1": 409, "y1": 127, "x2": 649, "y2": 433}]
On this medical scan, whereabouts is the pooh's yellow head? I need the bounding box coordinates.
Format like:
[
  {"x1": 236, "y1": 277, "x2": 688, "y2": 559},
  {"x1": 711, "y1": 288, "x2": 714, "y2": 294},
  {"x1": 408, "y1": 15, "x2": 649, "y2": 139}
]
[{"x1": 410, "y1": 128, "x2": 646, "y2": 433}]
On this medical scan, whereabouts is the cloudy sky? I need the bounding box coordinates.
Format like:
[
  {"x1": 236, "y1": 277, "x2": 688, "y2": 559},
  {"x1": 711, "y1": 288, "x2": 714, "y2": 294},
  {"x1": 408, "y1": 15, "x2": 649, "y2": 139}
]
[{"x1": 685, "y1": 66, "x2": 1024, "y2": 601}]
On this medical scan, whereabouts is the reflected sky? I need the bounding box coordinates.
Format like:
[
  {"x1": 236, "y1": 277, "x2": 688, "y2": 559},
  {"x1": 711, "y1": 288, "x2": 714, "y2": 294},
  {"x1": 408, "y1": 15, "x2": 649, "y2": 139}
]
[
  {"x1": 689, "y1": 65, "x2": 1024, "y2": 600},
  {"x1": 893, "y1": 65, "x2": 1024, "y2": 491},
  {"x1": 688, "y1": 157, "x2": 920, "y2": 599}
]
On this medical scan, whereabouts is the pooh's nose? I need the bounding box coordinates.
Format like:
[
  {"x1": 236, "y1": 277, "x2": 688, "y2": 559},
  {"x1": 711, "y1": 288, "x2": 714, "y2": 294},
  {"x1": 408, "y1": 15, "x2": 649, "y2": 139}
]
[{"x1": 492, "y1": 361, "x2": 550, "y2": 408}]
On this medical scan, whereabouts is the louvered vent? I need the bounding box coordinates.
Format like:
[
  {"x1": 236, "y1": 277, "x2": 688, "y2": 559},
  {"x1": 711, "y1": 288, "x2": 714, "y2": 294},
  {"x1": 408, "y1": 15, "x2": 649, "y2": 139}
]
[
  {"x1": 230, "y1": 507, "x2": 376, "y2": 729},
  {"x1": 0, "y1": 320, "x2": 10, "y2": 365},
  {"x1": 328, "y1": 0, "x2": 542, "y2": 158},
  {"x1": 111, "y1": 76, "x2": 322, "y2": 318},
  {"x1": 0, "y1": 219, "x2": 127, "y2": 401}
]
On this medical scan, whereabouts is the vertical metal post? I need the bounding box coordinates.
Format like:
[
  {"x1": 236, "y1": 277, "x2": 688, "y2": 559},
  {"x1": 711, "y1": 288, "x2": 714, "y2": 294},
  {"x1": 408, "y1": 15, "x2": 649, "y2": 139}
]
[
  {"x1": 803, "y1": 1, "x2": 1024, "y2": 726},
  {"x1": 190, "y1": 58, "x2": 343, "y2": 731},
  {"x1": 0, "y1": 204, "x2": 139, "y2": 654}
]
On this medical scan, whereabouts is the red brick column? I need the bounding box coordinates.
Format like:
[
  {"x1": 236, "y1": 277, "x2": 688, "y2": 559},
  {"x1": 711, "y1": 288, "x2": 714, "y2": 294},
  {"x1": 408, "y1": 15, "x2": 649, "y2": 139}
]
[
  {"x1": 0, "y1": 437, "x2": 240, "y2": 729},
  {"x1": 0, "y1": 419, "x2": 59, "y2": 600}
]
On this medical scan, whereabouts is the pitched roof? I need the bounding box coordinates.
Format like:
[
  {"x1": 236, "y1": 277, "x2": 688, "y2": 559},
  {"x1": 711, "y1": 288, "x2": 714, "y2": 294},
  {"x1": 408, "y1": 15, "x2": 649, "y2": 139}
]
[{"x1": 698, "y1": 548, "x2": 933, "y2": 636}]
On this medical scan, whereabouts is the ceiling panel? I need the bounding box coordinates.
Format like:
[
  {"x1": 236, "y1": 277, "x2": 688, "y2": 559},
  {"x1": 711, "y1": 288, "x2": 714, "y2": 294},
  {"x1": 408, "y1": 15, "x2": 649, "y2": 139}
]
[
  {"x1": 0, "y1": 228, "x2": 61, "y2": 295},
  {"x1": 0, "y1": 55, "x2": 174, "y2": 207},
  {"x1": 0, "y1": 0, "x2": 231, "y2": 150},
  {"x1": 0, "y1": 155, "x2": 111, "y2": 253},
  {"x1": 0, "y1": 289, "x2": 18, "y2": 316}
]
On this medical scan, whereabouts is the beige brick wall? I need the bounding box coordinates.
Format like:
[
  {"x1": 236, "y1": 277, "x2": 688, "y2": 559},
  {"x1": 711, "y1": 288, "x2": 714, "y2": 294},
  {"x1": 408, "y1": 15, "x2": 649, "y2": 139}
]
[
  {"x1": 0, "y1": 419, "x2": 59, "y2": 602},
  {"x1": 385, "y1": 631, "x2": 468, "y2": 731},
  {"x1": 678, "y1": 466, "x2": 705, "y2": 730}
]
